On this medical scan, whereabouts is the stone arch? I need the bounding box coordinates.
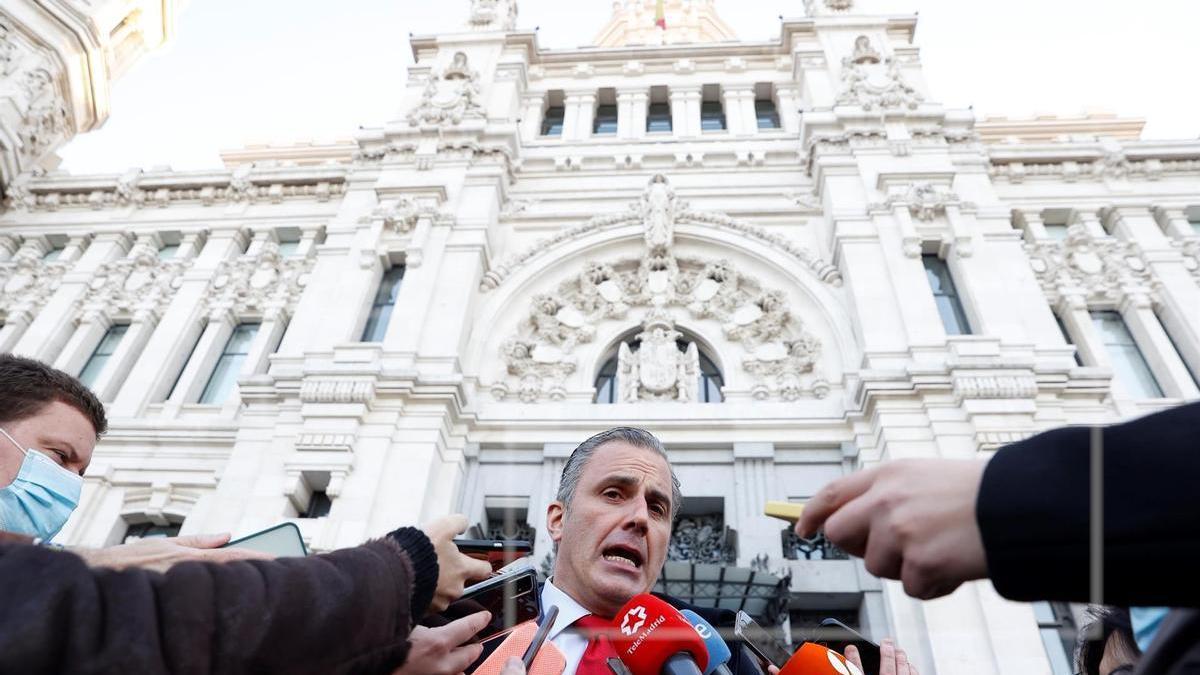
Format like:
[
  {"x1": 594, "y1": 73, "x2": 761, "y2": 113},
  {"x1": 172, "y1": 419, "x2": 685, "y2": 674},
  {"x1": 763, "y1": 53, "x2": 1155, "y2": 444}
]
[{"x1": 592, "y1": 320, "x2": 726, "y2": 404}]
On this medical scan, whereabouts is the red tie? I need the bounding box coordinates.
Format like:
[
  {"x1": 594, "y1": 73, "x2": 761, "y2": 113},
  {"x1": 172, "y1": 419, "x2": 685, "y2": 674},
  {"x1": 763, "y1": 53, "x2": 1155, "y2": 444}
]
[{"x1": 573, "y1": 614, "x2": 620, "y2": 675}]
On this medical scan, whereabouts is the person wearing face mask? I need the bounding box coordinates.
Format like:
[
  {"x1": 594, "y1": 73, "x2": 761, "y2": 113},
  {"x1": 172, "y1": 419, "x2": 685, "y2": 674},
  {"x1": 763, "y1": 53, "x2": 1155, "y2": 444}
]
[{"x1": 0, "y1": 354, "x2": 266, "y2": 569}]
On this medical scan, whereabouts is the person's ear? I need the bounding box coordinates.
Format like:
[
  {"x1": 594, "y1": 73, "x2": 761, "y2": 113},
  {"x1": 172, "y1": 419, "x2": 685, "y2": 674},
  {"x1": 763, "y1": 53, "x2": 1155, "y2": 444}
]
[{"x1": 546, "y1": 500, "x2": 565, "y2": 545}]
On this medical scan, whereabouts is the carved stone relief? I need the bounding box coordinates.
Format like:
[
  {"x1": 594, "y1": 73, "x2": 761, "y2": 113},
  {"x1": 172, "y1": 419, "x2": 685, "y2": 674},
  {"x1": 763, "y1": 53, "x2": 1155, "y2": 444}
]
[
  {"x1": 468, "y1": 0, "x2": 517, "y2": 31},
  {"x1": 81, "y1": 240, "x2": 189, "y2": 319},
  {"x1": 358, "y1": 196, "x2": 431, "y2": 234},
  {"x1": 492, "y1": 175, "x2": 829, "y2": 403},
  {"x1": 870, "y1": 182, "x2": 972, "y2": 223},
  {"x1": 407, "y1": 52, "x2": 484, "y2": 128},
  {"x1": 1025, "y1": 224, "x2": 1153, "y2": 305},
  {"x1": 835, "y1": 55, "x2": 923, "y2": 111},
  {"x1": 851, "y1": 36, "x2": 881, "y2": 65},
  {"x1": 204, "y1": 242, "x2": 315, "y2": 317},
  {"x1": 0, "y1": 246, "x2": 68, "y2": 320}
]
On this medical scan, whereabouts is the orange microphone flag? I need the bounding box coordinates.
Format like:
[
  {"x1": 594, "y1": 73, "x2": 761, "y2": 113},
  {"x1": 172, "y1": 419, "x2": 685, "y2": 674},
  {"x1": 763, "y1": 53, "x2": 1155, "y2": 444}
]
[
  {"x1": 472, "y1": 621, "x2": 566, "y2": 675},
  {"x1": 655, "y1": 0, "x2": 666, "y2": 29}
]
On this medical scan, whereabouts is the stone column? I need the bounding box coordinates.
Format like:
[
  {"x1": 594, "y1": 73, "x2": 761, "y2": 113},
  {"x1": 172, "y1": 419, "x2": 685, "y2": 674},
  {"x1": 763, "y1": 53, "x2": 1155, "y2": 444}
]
[
  {"x1": 720, "y1": 85, "x2": 751, "y2": 135},
  {"x1": 90, "y1": 309, "x2": 159, "y2": 402},
  {"x1": 1157, "y1": 206, "x2": 1198, "y2": 240},
  {"x1": 1075, "y1": 210, "x2": 1108, "y2": 239},
  {"x1": 166, "y1": 308, "x2": 237, "y2": 407},
  {"x1": 0, "y1": 235, "x2": 20, "y2": 262},
  {"x1": 775, "y1": 84, "x2": 802, "y2": 133},
  {"x1": 1057, "y1": 295, "x2": 1109, "y2": 369},
  {"x1": 563, "y1": 91, "x2": 596, "y2": 141},
  {"x1": 1015, "y1": 208, "x2": 1049, "y2": 241},
  {"x1": 732, "y1": 442, "x2": 781, "y2": 567},
  {"x1": 53, "y1": 309, "x2": 113, "y2": 378},
  {"x1": 669, "y1": 86, "x2": 700, "y2": 137},
  {"x1": 617, "y1": 88, "x2": 647, "y2": 139},
  {"x1": 1120, "y1": 293, "x2": 1200, "y2": 398},
  {"x1": 519, "y1": 92, "x2": 545, "y2": 141}
]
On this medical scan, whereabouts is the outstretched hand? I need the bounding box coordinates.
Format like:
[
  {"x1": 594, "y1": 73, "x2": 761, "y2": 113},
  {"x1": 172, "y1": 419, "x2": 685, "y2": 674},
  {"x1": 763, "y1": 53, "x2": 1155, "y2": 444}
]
[
  {"x1": 74, "y1": 533, "x2": 273, "y2": 573},
  {"x1": 797, "y1": 458, "x2": 990, "y2": 600}
]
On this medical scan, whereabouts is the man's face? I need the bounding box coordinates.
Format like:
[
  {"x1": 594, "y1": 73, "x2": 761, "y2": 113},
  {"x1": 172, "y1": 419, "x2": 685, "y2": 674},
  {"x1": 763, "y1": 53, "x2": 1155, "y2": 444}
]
[
  {"x1": 547, "y1": 441, "x2": 674, "y2": 619},
  {"x1": 0, "y1": 401, "x2": 96, "y2": 488}
]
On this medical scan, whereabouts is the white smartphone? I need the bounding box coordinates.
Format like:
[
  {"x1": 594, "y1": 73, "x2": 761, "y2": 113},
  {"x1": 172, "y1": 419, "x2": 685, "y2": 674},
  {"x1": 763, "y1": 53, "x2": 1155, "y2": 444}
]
[{"x1": 223, "y1": 522, "x2": 308, "y2": 557}]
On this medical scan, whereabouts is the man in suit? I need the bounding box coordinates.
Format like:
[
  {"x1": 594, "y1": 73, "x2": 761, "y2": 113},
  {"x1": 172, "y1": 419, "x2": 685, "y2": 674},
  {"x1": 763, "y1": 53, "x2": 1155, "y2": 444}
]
[
  {"x1": 796, "y1": 401, "x2": 1200, "y2": 674},
  {"x1": 540, "y1": 427, "x2": 766, "y2": 674}
]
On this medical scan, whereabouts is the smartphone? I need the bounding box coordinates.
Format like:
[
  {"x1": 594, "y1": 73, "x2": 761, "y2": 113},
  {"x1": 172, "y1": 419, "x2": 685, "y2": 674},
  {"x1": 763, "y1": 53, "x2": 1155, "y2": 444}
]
[
  {"x1": 454, "y1": 538, "x2": 533, "y2": 572},
  {"x1": 441, "y1": 565, "x2": 541, "y2": 643},
  {"x1": 734, "y1": 610, "x2": 792, "y2": 668},
  {"x1": 812, "y1": 618, "x2": 882, "y2": 675},
  {"x1": 223, "y1": 523, "x2": 307, "y2": 557}
]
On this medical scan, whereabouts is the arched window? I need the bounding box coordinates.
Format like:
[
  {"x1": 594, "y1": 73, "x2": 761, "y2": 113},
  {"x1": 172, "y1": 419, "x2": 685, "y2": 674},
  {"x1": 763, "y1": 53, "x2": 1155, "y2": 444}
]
[{"x1": 594, "y1": 335, "x2": 724, "y2": 403}]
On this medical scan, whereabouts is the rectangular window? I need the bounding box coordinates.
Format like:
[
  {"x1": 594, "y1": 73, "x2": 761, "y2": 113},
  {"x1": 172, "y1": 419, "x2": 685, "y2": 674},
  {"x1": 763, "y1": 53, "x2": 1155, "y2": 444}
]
[
  {"x1": 1091, "y1": 311, "x2": 1164, "y2": 398},
  {"x1": 301, "y1": 491, "x2": 332, "y2": 519},
  {"x1": 541, "y1": 106, "x2": 565, "y2": 137},
  {"x1": 277, "y1": 240, "x2": 300, "y2": 257},
  {"x1": 158, "y1": 244, "x2": 180, "y2": 260},
  {"x1": 42, "y1": 247, "x2": 64, "y2": 261},
  {"x1": 1033, "y1": 602, "x2": 1076, "y2": 675},
  {"x1": 922, "y1": 255, "x2": 972, "y2": 335},
  {"x1": 360, "y1": 266, "x2": 406, "y2": 342},
  {"x1": 78, "y1": 324, "x2": 129, "y2": 387},
  {"x1": 1157, "y1": 310, "x2": 1200, "y2": 388},
  {"x1": 647, "y1": 102, "x2": 672, "y2": 133},
  {"x1": 1055, "y1": 315, "x2": 1084, "y2": 366},
  {"x1": 124, "y1": 521, "x2": 182, "y2": 543},
  {"x1": 1190, "y1": 217, "x2": 1200, "y2": 237},
  {"x1": 1043, "y1": 224, "x2": 1069, "y2": 240},
  {"x1": 593, "y1": 104, "x2": 618, "y2": 135},
  {"x1": 755, "y1": 99, "x2": 781, "y2": 129},
  {"x1": 700, "y1": 101, "x2": 726, "y2": 131},
  {"x1": 198, "y1": 322, "x2": 259, "y2": 404}
]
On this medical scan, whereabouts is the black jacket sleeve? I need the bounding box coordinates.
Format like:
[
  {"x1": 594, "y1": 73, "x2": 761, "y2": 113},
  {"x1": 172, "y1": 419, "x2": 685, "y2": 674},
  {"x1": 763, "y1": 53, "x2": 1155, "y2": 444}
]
[
  {"x1": 0, "y1": 536, "x2": 433, "y2": 675},
  {"x1": 976, "y1": 401, "x2": 1200, "y2": 607}
]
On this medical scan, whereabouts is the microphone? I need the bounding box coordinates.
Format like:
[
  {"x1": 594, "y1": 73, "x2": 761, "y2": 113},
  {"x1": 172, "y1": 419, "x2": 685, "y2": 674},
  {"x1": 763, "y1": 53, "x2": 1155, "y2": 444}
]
[
  {"x1": 471, "y1": 620, "x2": 567, "y2": 675},
  {"x1": 778, "y1": 642, "x2": 864, "y2": 675},
  {"x1": 678, "y1": 610, "x2": 733, "y2": 675},
  {"x1": 609, "y1": 594, "x2": 709, "y2": 675}
]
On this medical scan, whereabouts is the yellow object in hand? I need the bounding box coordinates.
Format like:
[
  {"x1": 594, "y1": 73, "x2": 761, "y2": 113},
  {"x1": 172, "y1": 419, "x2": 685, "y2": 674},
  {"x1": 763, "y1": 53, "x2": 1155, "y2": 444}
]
[{"x1": 764, "y1": 501, "x2": 804, "y2": 523}]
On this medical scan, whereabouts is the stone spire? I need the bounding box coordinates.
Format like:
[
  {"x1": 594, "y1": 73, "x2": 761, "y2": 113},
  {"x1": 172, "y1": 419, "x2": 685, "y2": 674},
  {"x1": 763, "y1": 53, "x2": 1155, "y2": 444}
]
[{"x1": 592, "y1": 0, "x2": 737, "y2": 47}]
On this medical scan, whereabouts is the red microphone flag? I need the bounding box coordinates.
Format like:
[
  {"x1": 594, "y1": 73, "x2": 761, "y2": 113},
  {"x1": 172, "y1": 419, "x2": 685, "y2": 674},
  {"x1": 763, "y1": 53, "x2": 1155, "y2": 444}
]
[{"x1": 608, "y1": 594, "x2": 709, "y2": 674}]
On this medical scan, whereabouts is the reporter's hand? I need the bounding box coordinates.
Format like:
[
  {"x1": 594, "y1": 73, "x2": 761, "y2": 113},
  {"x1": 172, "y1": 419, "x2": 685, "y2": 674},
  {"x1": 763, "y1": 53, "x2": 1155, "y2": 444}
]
[
  {"x1": 74, "y1": 533, "x2": 273, "y2": 573},
  {"x1": 391, "y1": 610, "x2": 491, "y2": 675},
  {"x1": 846, "y1": 639, "x2": 918, "y2": 675},
  {"x1": 421, "y1": 514, "x2": 493, "y2": 612},
  {"x1": 797, "y1": 459, "x2": 989, "y2": 599}
]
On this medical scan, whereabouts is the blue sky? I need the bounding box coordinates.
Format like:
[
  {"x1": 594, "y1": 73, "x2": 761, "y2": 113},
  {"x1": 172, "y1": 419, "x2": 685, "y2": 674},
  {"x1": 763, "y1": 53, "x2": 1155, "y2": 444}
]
[{"x1": 57, "y1": 0, "x2": 1200, "y2": 174}]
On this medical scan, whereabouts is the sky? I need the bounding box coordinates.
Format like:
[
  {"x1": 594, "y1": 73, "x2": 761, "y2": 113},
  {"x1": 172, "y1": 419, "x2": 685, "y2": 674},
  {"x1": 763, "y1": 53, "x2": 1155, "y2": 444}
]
[{"x1": 56, "y1": 0, "x2": 1200, "y2": 174}]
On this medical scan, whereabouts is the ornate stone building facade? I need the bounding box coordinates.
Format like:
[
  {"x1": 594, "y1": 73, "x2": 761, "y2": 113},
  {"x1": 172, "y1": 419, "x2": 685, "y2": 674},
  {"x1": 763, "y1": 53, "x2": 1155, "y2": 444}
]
[{"x1": 2, "y1": 1, "x2": 1199, "y2": 672}]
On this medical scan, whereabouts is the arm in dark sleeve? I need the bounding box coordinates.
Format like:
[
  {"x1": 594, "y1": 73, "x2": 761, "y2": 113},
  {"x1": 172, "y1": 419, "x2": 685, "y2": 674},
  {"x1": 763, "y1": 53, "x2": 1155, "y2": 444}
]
[
  {"x1": 976, "y1": 401, "x2": 1200, "y2": 607},
  {"x1": 0, "y1": 534, "x2": 437, "y2": 675}
]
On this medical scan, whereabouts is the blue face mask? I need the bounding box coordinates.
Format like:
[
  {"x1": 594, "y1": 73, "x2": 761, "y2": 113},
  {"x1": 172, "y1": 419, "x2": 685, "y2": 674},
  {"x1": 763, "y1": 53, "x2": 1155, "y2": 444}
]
[
  {"x1": 1130, "y1": 606, "x2": 1172, "y2": 652},
  {"x1": 0, "y1": 427, "x2": 82, "y2": 541}
]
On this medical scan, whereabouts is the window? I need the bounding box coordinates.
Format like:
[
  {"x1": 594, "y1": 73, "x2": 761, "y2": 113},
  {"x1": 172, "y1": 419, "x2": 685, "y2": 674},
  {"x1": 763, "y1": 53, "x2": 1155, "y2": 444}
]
[
  {"x1": 755, "y1": 99, "x2": 781, "y2": 130},
  {"x1": 594, "y1": 334, "x2": 723, "y2": 403},
  {"x1": 1034, "y1": 601, "x2": 1077, "y2": 675},
  {"x1": 42, "y1": 246, "x2": 64, "y2": 261},
  {"x1": 922, "y1": 255, "x2": 971, "y2": 335},
  {"x1": 541, "y1": 106, "x2": 564, "y2": 137},
  {"x1": 647, "y1": 102, "x2": 672, "y2": 133},
  {"x1": 1091, "y1": 311, "x2": 1163, "y2": 398},
  {"x1": 593, "y1": 104, "x2": 618, "y2": 135},
  {"x1": 700, "y1": 101, "x2": 726, "y2": 131},
  {"x1": 78, "y1": 324, "x2": 129, "y2": 387},
  {"x1": 360, "y1": 266, "x2": 406, "y2": 342},
  {"x1": 198, "y1": 322, "x2": 259, "y2": 404},
  {"x1": 1043, "y1": 224, "x2": 1069, "y2": 240},
  {"x1": 301, "y1": 491, "x2": 332, "y2": 519},
  {"x1": 123, "y1": 521, "x2": 182, "y2": 543},
  {"x1": 158, "y1": 244, "x2": 180, "y2": 260},
  {"x1": 1158, "y1": 310, "x2": 1200, "y2": 388},
  {"x1": 1190, "y1": 216, "x2": 1200, "y2": 237},
  {"x1": 277, "y1": 240, "x2": 300, "y2": 257}
]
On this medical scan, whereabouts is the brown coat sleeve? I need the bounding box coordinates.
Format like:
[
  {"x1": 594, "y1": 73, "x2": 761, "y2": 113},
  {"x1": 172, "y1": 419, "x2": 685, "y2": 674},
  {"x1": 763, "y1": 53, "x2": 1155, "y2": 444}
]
[{"x1": 0, "y1": 538, "x2": 421, "y2": 675}]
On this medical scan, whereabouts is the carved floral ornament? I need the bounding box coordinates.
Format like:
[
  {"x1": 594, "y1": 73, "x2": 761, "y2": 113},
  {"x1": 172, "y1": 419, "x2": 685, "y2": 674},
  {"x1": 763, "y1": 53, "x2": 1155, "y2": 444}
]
[
  {"x1": 0, "y1": 246, "x2": 68, "y2": 318},
  {"x1": 1025, "y1": 224, "x2": 1154, "y2": 305},
  {"x1": 204, "y1": 241, "x2": 315, "y2": 317},
  {"x1": 835, "y1": 37, "x2": 923, "y2": 112},
  {"x1": 492, "y1": 175, "x2": 831, "y2": 404},
  {"x1": 407, "y1": 52, "x2": 485, "y2": 128},
  {"x1": 868, "y1": 182, "x2": 975, "y2": 223},
  {"x1": 80, "y1": 240, "x2": 190, "y2": 320},
  {"x1": 357, "y1": 196, "x2": 438, "y2": 234}
]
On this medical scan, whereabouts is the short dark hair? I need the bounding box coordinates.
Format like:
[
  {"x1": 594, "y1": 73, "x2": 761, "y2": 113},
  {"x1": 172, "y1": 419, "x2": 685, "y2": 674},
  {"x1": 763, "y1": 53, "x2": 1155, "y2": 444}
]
[
  {"x1": 1075, "y1": 606, "x2": 1141, "y2": 675},
  {"x1": 0, "y1": 354, "x2": 107, "y2": 439}
]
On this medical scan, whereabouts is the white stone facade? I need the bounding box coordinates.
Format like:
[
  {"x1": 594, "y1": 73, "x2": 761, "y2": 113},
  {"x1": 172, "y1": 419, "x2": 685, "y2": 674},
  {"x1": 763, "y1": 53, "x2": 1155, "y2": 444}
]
[{"x1": 2, "y1": 1, "x2": 1199, "y2": 673}]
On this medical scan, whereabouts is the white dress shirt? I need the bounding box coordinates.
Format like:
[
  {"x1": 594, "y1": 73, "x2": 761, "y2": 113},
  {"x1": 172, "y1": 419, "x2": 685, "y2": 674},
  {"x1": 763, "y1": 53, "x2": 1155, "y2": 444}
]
[{"x1": 541, "y1": 579, "x2": 596, "y2": 675}]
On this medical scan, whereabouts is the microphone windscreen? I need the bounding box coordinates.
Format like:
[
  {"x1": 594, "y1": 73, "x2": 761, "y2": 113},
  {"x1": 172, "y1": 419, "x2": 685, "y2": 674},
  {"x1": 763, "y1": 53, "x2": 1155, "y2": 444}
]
[
  {"x1": 609, "y1": 594, "x2": 710, "y2": 674},
  {"x1": 678, "y1": 609, "x2": 732, "y2": 675},
  {"x1": 778, "y1": 642, "x2": 864, "y2": 675},
  {"x1": 471, "y1": 620, "x2": 566, "y2": 675}
]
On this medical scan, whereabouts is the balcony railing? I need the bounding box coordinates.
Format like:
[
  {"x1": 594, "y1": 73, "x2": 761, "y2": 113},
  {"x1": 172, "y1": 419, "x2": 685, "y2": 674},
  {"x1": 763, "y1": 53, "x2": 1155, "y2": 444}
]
[{"x1": 781, "y1": 529, "x2": 849, "y2": 561}]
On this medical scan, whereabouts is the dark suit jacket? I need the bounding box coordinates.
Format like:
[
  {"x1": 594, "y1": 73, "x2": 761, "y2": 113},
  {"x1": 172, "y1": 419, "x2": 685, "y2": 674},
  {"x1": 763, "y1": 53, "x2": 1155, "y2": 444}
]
[{"x1": 977, "y1": 401, "x2": 1200, "y2": 608}]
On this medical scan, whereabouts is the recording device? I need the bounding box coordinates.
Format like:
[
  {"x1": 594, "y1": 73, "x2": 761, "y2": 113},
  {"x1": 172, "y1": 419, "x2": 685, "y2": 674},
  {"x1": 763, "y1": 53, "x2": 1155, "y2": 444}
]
[
  {"x1": 442, "y1": 562, "x2": 541, "y2": 643},
  {"x1": 609, "y1": 594, "x2": 709, "y2": 675},
  {"x1": 811, "y1": 618, "x2": 881, "y2": 675},
  {"x1": 763, "y1": 501, "x2": 805, "y2": 524},
  {"x1": 777, "y1": 642, "x2": 864, "y2": 675},
  {"x1": 454, "y1": 538, "x2": 533, "y2": 572},
  {"x1": 733, "y1": 610, "x2": 791, "y2": 669},
  {"x1": 222, "y1": 522, "x2": 307, "y2": 557},
  {"x1": 679, "y1": 609, "x2": 733, "y2": 675},
  {"x1": 468, "y1": 615, "x2": 567, "y2": 675}
]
